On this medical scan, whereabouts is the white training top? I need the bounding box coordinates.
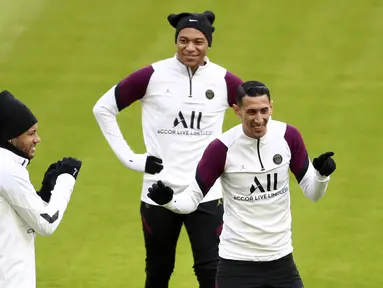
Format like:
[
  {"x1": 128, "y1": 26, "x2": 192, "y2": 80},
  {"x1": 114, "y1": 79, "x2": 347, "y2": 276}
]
[
  {"x1": 93, "y1": 55, "x2": 243, "y2": 205},
  {"x1": 164, "y1": 120, "x2": 331, "y2": 261},
  {"x1": 0, "y1": 148, "x2": 76, "y2": 288}
]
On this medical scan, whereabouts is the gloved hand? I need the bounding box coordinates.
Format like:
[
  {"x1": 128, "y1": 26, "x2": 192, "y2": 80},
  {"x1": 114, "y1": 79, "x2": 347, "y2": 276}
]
[
  {"x1": 145, "y1": 156, "x2": 163, "y2": 175},
  {"x1": 56, "y1": 157, "x2": 82, "y2": 179},
  {"x1": 147, "y1": 180, "x2": 173, "y2": 205},
  {"x1": 37, "y1": 161, "x2": 62, "y2": 202},
  {"x1": 313, "y1": 152, "x2": 336, "y2": 176}
]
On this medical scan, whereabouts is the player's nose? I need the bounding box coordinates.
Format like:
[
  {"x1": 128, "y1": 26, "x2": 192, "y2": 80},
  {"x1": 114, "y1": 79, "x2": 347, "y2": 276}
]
[
  {"x1": 185, "y1": 43, "x2": 196, "y2": 51},
  {"x1": 253, "y1": 114, "x2": 263, "y2": 124},
  {"x1": 34, "y1": 134, "x2": 41, "y2": 144}
]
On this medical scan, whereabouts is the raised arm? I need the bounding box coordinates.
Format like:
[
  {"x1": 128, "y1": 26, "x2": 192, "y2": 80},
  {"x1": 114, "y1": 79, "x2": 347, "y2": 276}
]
[
  {"x1": 285, "y1": 124, "x2": 336, "y2": 202},
  {"x1": 92, "y1": 66, "x2": 162, "y2": 174},
  {"x1": 0, "y1": 161, "x2": 80, "y2": 236},
  {"x1": 148, "y1": 138, "x2": 228, "y2": 214}
]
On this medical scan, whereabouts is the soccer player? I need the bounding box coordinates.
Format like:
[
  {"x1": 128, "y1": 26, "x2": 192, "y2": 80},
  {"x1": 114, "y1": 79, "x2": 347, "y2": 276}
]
[
  {"x1": 92, "y1": 10, "x2": 243, "y2": 288},
  {"x1": 147, "y1": 81, "x2": 337, "y2": 288},
  {"x1": 0, "y1": 90, "x2": 82, "y2": 288}
]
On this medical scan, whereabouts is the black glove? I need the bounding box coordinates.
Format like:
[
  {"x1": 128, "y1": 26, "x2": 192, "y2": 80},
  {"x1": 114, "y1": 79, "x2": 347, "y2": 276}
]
[
  {"x1": 37, "y1": 161, "x2": 62, "y2": 203},
  {"x1": 147, "y1": 180, "x2": 173, "y2": 205},
  {"x1": 145, "y1": 156, "x2": 163, "y2": 175},
  {"x1": 313, "y1": 152, "x2": 336, "y2": 176},
  {"x1": 56, "y1": 157, "x2": 82, "y2": 179}
]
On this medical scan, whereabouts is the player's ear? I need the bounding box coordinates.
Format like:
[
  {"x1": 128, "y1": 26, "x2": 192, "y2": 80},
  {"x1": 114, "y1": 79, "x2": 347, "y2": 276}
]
[
  {"x1": 232, "y1": 104, "x2": 241, "y2": 117},
  {"x1": 269, "y1": 99, "x2": 273, "y2": 116}
]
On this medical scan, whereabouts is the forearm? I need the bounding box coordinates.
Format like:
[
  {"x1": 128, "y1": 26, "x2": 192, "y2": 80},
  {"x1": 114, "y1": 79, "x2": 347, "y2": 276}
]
[
  {"x1": 164, "y1": 184, "x2": 203, "y2": 214},
  {"x1": 6, "y1": 174, "x2": 75, "y2": 236},
  {"x1": 164, "y1": 139, "x2": 227, "y2": 212},
  {"x1": 34, "y1": 174, "x2": 75, "y2": 235},
  {"x1": 93, "y1": 86, "x2": 146, "y2": 171},
  {"x1": 299, "y1": 162, "x2": 329, "y2": 202}
]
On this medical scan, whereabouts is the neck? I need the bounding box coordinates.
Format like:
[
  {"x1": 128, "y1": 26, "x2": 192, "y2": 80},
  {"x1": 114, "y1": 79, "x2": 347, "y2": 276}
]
[
  {"x1": 189, "y1": 64, "x2": 200, "y2": 73},
  {"x1": 245, "y1": 133, "x2": 261, "y2": 140},
  {"x1": 0, "y1": 141, "x2": 30, "y2": 160}
]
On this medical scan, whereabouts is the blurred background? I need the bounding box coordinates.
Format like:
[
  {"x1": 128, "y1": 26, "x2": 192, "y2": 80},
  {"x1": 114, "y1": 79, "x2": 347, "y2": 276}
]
[{"x1": 1, "y1": 0, "x2": 382, "y2": 287}]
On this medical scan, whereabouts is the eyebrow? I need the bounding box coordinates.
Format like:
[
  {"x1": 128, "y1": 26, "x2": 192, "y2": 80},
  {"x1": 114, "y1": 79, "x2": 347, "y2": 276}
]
[
  {"x1": 179, "y1": 36, "x2": 205, "y2": 41},
  {"x1": 245, "y1": 107, "x2": 269, "y2": 112}
]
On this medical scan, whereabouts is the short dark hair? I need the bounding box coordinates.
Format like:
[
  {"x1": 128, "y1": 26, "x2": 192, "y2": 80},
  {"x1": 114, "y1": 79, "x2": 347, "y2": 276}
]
[{"x1": 235, "y1": 81, "x2": 270, "y2": 106}]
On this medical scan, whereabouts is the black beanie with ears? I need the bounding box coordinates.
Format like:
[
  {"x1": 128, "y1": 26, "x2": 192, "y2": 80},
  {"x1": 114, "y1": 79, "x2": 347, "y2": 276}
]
[{"x1": 167, "y1": 11, "x2": 216, "y2": 47}]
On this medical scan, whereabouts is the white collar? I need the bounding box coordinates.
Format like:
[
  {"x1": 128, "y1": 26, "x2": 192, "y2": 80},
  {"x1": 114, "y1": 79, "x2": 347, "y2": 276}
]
[{"x1": 0, "y1": 147, "x2": 29, "y2": 167}]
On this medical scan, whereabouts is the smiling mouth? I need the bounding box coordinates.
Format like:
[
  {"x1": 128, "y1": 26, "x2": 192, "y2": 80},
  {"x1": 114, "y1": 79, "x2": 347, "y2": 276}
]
[
  {"x1": 253, "y1": 125, "x2": 264, "y2": 130},
  {"x1": 184, "y1": 55, "x2": 199, "y2": 58}
]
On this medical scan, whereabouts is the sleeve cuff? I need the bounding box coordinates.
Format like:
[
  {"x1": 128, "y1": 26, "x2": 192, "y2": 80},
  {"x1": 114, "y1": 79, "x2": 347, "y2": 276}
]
[{"x1": 315, "y1": 170, "x2": 330, "y2": 182}]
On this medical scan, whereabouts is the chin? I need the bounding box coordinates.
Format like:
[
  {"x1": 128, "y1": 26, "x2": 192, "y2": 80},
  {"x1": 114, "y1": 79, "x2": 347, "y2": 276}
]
[
  {"x1": 28, "y1": 151, "x2": 35, "y2": 159},
  {"x1": 185, "y1": 60, "x2": 199, "y2": 67},
  {"x1": 253, "y1": 131, "x2": 266, "y2": 139},
  {"x1": 182, "y1": 56, "x2": 200, "y2": 64}
]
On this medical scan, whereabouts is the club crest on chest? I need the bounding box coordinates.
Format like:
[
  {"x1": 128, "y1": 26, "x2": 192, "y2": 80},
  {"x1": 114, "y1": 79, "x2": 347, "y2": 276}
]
[
  {"x1": 273, "y1": 154, "x2": 283, "y2": 165},
  {"x1": 205, "y1": 89, "x2": 214, "y2": 100}
]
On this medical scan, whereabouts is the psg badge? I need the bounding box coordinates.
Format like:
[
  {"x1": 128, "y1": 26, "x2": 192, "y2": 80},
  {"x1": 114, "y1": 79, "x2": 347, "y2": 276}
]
[
  {"x1": 205, "y1": 89, "x2": 215, "y2": 100},
  {"x1": 273, "y1": 154, "x2": 283, "y2": 165}
]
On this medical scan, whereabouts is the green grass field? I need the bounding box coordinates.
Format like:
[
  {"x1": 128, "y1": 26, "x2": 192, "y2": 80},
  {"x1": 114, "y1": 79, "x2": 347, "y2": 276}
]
[{"x1": 1, "y1": 0, "x2": 383, "y2": 287}]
